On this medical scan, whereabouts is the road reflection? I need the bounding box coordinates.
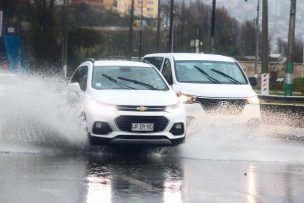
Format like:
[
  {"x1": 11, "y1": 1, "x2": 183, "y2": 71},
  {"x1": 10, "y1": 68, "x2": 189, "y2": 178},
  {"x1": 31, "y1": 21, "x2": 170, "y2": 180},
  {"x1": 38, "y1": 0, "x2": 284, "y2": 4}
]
[
  {"x1": 86, "y1": 146, "x2": 184, "y2": 203},
  {"x1": 246, "y1": 164, "x2": 257, "y2": 203}
]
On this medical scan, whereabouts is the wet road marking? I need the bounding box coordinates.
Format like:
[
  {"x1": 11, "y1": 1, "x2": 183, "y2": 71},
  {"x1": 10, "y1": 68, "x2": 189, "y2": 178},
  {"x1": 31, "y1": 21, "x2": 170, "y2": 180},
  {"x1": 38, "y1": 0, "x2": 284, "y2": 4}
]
[{"x1": 121, "y1": 175, "x2": 162, "y2": 192}]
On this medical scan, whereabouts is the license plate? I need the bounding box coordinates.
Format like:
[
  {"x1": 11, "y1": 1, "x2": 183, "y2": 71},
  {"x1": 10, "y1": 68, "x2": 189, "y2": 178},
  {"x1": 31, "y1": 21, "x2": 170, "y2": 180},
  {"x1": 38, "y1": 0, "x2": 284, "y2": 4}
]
[{"x1": 131, "y1": 123, "x2": 154, "y2": 131}]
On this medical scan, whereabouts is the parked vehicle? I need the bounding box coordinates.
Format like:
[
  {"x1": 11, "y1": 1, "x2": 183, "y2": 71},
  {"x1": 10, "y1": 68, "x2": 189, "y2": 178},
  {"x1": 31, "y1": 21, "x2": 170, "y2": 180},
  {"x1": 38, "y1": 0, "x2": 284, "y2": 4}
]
[
  {"x1": 68, "y1": 59, "x2": 186, "y2": 145},
  {"x1": 143, "y1": 53, "x2": 260, "y2": 126}
]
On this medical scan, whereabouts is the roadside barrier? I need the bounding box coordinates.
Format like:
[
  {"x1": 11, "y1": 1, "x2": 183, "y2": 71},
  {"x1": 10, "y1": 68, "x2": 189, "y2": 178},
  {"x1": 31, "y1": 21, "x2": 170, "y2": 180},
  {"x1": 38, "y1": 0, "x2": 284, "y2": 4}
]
[
  {"x1": 258, "y1": 94, "x2": 304, "y2": 105},
  {"x1": 258, "y1": 95, "x2": 304, "y2": 128}
]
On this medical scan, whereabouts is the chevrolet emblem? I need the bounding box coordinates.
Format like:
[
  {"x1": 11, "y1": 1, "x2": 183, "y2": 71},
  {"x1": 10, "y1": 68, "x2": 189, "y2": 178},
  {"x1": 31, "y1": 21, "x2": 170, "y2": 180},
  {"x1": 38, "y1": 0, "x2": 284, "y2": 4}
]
[{"x1": 136, "y1": 106, "x2": 148, "y2": 112}]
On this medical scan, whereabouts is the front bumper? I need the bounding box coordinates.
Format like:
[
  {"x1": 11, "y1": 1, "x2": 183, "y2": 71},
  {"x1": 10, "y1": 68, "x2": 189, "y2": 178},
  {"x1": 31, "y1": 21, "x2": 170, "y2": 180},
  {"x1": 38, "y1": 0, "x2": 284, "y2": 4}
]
[
  {"x1": 85, "y1": 108, "x2": 186, "y2": 142},
  {"x1": 184, "y1": 102, "x2": 261, "y2": 125}
]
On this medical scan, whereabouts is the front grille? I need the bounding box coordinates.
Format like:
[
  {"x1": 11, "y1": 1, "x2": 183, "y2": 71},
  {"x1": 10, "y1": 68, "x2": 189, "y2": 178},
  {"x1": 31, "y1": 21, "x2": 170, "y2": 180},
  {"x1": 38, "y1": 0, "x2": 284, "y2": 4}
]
[
  {"x1": 115, "y1": 116, "x2": 169, "y2": 133},
  {"x1": 117, "y1": 105, "x2": 166, "y2": 112},
  {"x1": 196, "y1": 97, "x2": 248, "y2": 115}
]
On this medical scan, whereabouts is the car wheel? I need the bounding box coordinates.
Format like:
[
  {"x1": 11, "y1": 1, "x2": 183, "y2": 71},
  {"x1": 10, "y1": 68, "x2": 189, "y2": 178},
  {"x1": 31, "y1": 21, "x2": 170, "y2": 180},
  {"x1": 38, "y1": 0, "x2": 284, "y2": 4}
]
[{"x1": 170, "y1": 137, "x2": 185, "y2": 146}]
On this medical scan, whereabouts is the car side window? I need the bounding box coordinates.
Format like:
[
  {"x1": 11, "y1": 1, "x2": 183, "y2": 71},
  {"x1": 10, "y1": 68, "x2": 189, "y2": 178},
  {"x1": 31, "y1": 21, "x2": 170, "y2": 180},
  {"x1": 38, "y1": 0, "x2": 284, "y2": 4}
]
[
  {"x1": 70, "y1": 68, "x2": 80, "y2": 84},
  {"x1": 143, "y1": 57, "x2": 164, "y2": 70},
  {"x1": 71, "y1": 66, "x2": 88, "y2": 91},
  {"x1": 161, "y1": 58, "x2": 173, "y2": 85}
]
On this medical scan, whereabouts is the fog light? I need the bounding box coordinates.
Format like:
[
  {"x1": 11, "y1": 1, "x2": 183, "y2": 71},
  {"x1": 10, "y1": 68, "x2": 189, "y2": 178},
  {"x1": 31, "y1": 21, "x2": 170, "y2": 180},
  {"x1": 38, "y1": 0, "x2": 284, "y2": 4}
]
[
  {"x1": 93, "y1": 122, "x2": 112, "y2": 135},
  {"x1": 95, "y1": 122, "x2": 103, "y2": 128},
  {"x1": 175, "y1": 123, "x2": 182, "y2": 129},
  {"x1": 170, "y1": 123, "x2": 184, "y2": 136}
]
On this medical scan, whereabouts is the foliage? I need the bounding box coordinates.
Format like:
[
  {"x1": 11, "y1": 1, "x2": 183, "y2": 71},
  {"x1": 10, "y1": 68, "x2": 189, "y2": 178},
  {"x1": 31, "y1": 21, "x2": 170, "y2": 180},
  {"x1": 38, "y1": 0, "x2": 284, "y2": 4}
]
[
  {"x1": 23, "y1": 0, "x2": 62, "y2": 72},
  {"x1": 74, "y1": 45, "x2": 104, "y2": 62},
  {"x1": 6, "y1": 0, "x2": 301, "y2": 74},
  {"x1": 70, "y1": 3, "x2": 129, "y2": 27},
  {"x1": 277, "y1": 37, "x2": 303, "y2": 63},
  {"x1": 68, "y1": 28, "x2": 104, "y2": 71},
  {"x1": 293, "y1": 77, "x2": 304, "y2": 93}
]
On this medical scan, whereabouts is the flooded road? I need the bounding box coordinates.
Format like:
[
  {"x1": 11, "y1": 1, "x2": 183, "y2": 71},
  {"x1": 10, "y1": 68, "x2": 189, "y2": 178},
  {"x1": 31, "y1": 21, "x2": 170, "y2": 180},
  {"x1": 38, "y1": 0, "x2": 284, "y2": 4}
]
[
  {"x1": 0, "y1": 139, "x2": 304, "y2": 203},
  {"x1": 1, "y1": 74, "x2": 304, "y2": 202}
]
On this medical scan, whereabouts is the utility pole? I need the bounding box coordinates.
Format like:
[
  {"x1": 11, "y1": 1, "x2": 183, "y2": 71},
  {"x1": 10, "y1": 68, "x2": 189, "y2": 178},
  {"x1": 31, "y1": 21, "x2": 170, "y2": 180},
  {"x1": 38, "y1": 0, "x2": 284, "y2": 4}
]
[
  {"x1": 285, "y1": 0, "x2": 297, "y2": 96},
  {"x1": 261, "y1": 0, "x2": 268, "y2": 74},
  {"x1": 62, "y1": 0, "x2": 69, "y2": 78},
  {"x1": 138, "y1": 0, "x2": 144, "y2": 59},
  {"x1": 156, "y1": 0, "x2": 161, "y2": 51},
  {"x1": 211, "y1": 0, "x2": 216, "y2": 53},
  {"x1": 254, "y1": 0, "x2": 260, "y2": 76},
  {"x1": 128, "y1": 0, "x2": 135, "y2": 60},
  {"x1": 169, "y1": 0, "x2": 174, "y2": 52},
  {"x1": 259, "y1": 0, "x2": 270, "y2": 95},
  {"x1": 244, "y1": 0, "x2": 259, "y2": 75}
]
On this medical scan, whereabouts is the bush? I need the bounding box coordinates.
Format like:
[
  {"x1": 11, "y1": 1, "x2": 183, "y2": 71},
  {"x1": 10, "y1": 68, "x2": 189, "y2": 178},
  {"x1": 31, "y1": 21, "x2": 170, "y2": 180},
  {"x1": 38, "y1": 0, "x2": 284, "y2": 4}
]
[{"x1": 293, "y1": 77, "x2": 304, "y2": 93}]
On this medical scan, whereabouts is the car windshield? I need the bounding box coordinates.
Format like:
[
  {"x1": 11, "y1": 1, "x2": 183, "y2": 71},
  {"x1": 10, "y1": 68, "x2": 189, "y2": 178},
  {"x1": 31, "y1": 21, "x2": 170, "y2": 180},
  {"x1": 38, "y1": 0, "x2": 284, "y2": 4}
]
[
  {"x1": 175, "y1": 60, "x2": 247, "y2": 84},
  {"x1": 92, "y1": 66, "x2": 169, "y2": 90}
]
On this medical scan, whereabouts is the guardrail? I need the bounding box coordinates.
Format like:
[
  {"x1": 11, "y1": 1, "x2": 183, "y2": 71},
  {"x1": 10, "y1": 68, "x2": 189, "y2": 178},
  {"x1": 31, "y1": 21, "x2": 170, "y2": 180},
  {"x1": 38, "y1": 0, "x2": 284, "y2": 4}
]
[
  {"x1": 258, "y1": 94, "x2": 304, "y2": 105},
  {"x1": 257, "y1": 95, "x2": 304, "y2": 128}
]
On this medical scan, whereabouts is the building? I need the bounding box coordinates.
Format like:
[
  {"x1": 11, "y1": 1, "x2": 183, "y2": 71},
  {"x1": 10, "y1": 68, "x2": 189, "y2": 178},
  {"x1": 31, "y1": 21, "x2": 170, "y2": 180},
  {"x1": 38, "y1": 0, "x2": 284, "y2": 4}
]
[{"x1": 70, "y1": 0, "x2": 158, "y2": 18}]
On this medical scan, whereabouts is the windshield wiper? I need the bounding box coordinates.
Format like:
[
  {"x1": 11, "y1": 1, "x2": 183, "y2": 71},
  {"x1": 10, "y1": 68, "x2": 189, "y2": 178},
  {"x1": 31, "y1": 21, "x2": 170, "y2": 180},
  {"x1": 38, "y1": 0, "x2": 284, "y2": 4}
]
[
  {"x1": 193, "y1": 65, "x2": 220, "y2": 84},
  {"x1": 102, "y1": 74, "x2": 135, "y2": 89},
  {"x1": 210, "y1": 69, "x2": 240, "y2": 84},
  {"x1": 117, "y1": 76, "x2": 159, "y2": 90}
]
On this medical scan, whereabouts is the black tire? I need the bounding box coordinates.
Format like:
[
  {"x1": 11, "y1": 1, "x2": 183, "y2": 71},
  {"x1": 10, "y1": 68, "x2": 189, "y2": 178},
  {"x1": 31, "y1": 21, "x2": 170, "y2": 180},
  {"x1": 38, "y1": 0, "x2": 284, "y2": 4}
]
[{"x1": 170, "y1": 137, "x2": 186, "y2": 146}]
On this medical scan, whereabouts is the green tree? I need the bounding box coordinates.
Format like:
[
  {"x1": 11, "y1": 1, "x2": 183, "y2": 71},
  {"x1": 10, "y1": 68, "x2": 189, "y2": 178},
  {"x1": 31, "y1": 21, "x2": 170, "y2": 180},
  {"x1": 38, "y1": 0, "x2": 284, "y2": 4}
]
[{"x1": 24, "y1": 0, "x2": 62, "y2": 73}]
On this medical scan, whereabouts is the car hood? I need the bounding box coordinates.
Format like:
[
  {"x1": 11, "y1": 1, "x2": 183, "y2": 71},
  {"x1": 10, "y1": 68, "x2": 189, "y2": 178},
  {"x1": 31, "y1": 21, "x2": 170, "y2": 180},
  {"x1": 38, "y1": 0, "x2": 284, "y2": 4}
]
[
  {"x1": 88, "y1": 89, "x2": 178, "y2": 106},
  {"x1": 175, "y1": 83, "x2": 257, "y2": 98}
]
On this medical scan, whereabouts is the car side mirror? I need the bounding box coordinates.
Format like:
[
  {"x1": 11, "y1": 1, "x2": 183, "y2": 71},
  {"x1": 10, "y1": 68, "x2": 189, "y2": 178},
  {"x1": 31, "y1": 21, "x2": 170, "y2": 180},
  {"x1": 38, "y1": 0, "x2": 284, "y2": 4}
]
[
  {"x1": 248, "y1": 77, "x2": 257, "y2": 87},
  {"x1": 172, "y1": 85, "x2": 182, "y2": 95},
  {"x1": 69, "y1": 82, "x2": 81, "y2": 92},
  {"x1": 67, "y1": 82, "x2": 81, "y2": 104}
]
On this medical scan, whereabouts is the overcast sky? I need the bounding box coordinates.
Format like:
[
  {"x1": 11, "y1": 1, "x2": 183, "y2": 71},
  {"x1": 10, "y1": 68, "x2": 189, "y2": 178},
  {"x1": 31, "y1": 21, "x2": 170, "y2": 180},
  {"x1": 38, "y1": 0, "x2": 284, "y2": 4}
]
[{"x1": 168, "y1": 0, "x2": 304, "y2": 52}]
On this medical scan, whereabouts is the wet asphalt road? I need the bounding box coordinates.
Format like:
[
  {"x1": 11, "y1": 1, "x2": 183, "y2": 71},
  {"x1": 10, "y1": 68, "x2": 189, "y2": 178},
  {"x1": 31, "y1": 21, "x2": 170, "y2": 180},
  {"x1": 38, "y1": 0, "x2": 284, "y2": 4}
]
[{"x1": 0, "y1": 140, "x2": 304, "y2": 203}]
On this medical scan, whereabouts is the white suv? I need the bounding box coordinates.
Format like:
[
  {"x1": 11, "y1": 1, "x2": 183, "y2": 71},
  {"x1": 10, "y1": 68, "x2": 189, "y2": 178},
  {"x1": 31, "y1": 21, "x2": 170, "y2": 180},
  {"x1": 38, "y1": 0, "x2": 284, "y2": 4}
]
[
  {"x1": 143, "y1": 53, "x2": 260, "y2": 126},
  {"x1": 68, "y1": 59, "x2": 186, "y2": 145}
]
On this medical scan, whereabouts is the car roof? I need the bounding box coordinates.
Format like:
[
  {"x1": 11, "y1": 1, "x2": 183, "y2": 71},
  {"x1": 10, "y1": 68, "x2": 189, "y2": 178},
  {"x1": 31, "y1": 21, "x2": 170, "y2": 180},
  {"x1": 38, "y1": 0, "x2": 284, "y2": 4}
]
[
  {"x1": 144, "y1": 53, "x2": 236, "y2": 62},
  {"x1": 92, "y1": 60, "x2": 153, "y2": 68}
]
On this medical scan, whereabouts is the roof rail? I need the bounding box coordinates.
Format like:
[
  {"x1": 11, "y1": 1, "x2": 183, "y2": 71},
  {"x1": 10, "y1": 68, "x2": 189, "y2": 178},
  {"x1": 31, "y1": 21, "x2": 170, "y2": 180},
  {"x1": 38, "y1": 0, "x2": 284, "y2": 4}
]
[{"x1": 87, "y1": 58, "x2": 95, "y2": 63}]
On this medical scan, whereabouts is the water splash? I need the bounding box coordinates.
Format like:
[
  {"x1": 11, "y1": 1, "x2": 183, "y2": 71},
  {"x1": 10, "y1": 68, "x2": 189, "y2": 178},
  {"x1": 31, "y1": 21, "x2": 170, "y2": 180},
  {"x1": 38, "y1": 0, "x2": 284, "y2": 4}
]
[
  {"x1": 0, "y1": 73, "x2": 88, "y2": 153},
  {"x1": 1, "y1": 73, "x2": 304, "y2": 162},
  {"x1": 178, "y1": 114, "x2": 304, "y2": 163}
]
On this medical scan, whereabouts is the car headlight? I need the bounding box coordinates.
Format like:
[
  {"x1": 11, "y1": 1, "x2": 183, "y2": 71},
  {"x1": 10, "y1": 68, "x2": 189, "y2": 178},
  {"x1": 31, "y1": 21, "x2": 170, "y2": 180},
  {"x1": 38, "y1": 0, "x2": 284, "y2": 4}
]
[
  {"x1": 247, "y1": 95, "x2": 259, "y2": 105},
  {"x1": 178, "y1": 93, "x2": 197, "y2": 104},
  {"x1": 88, "y1": 99, "x2": 117, "y2": 113},
  {"x1": 166, "y1": 101, "x2": 183, "y2": 113}
]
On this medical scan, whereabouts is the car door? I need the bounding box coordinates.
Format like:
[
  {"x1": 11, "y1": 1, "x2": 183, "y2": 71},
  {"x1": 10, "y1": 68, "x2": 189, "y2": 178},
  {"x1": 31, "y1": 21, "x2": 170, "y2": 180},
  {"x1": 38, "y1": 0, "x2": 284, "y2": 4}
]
[
  {"x1": 68, "y1": 65, "x2": 89, "y2": 103},
  {"x1": 71, "y1": 66, "x2": 88, "y2": 91}
]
